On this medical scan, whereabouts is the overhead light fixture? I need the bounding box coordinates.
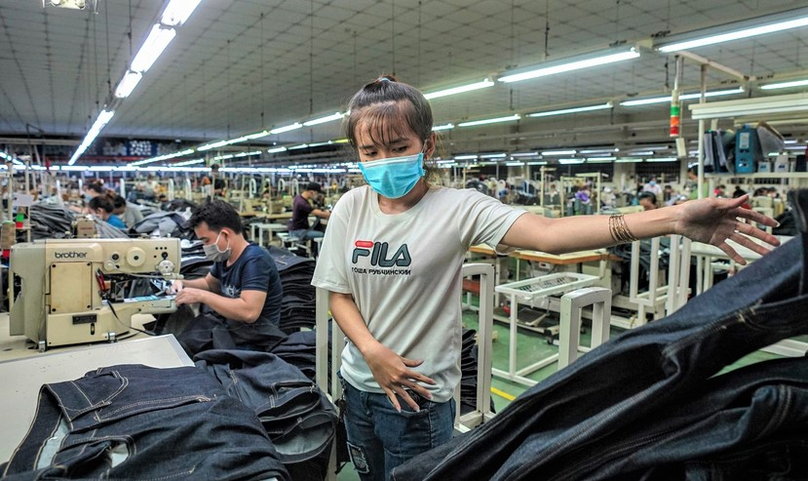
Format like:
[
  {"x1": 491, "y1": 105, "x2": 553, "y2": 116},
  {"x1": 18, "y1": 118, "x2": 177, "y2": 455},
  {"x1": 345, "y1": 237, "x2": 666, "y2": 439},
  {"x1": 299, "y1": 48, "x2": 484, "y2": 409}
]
[
  {"x1": 527, "y1": 102, "x2": 613, "y2": 118},
  {"x1": 231, "y1": 130, "x2": 270, "y2": 143},
  {"x1": 68, "y1": 109, "x2": 115, "y2": 165},
  {"x1": 432, "y1": 123, "x2": 455, "y2": 131},
  {"x1": 511, "y1": 151, "x2": 540, "y2": 157},
  {"x1": 628, "y1": 150, "x2": 655, "y2": 156},
  {"x1": 333, "y1": 138, "x2": 350, "y2": 144},
  {"x1": 213, "y1": 154, "x2": 234, "y2": 161},
  {"x1": 234, "y1": 150, "x2": 263, "y2": 158},
  {"x1": 114, "y1": 71, "x2": 143, "y2": 98},
  {"x1": 542, "y1": 149, "x2": 576, "y2": 156},
  {"x1": 160, "y1": 0, "x2": 203, "y2": 27},
  {"x1": 480, "y1": 153, "x2": 506, "y2": 159},
  {"x1": 197, "y1": 140, "x2": 228, "y2": 151},
  {"x1": 646, "y1": 157, "x2": 679, "y2": 162},
  {"x1": 129, "y1": 148, "x2": 194, "y2": 166},
  {"x1": 270, "y1": 123, "x2": 303, "y2": 135},
  {"x1": 761, "y1": 79, "x2": 808, "y2": 91},
  {"x1": 587, "y1": 157, "x2": 616, "y2": 162},
  {"x1": 689, "y1": 92, "x2": 808, "y2": 119},
  {"x1": 506, "y1": 162, "x2": 525, "y2": 167},
  {"x1": 0, "y1": 150, "x2": 25, "y2": 167},
  {"x1": 458, "y1": 114, "x2": 521, "y2": 127},
  {"x1": 288, "y1": 144, "x2": 309, "y2": 150},
  {"x1": 131, "y1": 24, "x2": 176, "y2": 73},
  {"x1": 558, "y1": 158, "x2": 585, "y2": 164},
  {"x1": 527, "y1": 161, "x2": 548, "y2": 165},
  {"x1": 267, "y1": 146, "x2": 288, "y2": 153},
  {"x1": 172, "y1": 158, "x2": 205, "y2": 166},
  {"x1": 579, "y1": 148, "x2": 619, "y2": 154},
  {"x1": 620, "y1": 87, "x2": 745, "y2": 106},
  {"x1": 308, "y1": 141, "x2": 335, "y2": 147},
  {"x1": 498, "y1": 47, "x2": 639, "y2": 83},
  {"x1": 303, "y1": 112, "x2": 344, "y2": 127},
  {"x1": 615, "y1": 157, "x2": 643, "y2": 163},
  {"x1": 657, "y1": 8, "x2": 808, "y2": 53},
  {"x1": 423, "y1": 79, "x2": 495, "y2": 100}
]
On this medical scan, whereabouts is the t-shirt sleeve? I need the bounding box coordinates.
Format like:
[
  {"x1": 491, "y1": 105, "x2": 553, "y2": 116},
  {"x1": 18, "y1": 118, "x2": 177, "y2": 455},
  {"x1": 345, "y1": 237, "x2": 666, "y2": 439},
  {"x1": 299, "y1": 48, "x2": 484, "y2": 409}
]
[
  {"x1": 311, "y1": 196, "x2": 352, "y2": 294},
  {"x1": 296, "y1": 197, "x2": 314, "y2": 216},
  {"x1": 209, "y1": 261, "x2": 220, "y2": 280},
  {"x1": 239, "y1": 249, "x2": 272, "y2": 292},
  {"x1": 456, "y1": 189, "x2": 527, "y2": 250}
]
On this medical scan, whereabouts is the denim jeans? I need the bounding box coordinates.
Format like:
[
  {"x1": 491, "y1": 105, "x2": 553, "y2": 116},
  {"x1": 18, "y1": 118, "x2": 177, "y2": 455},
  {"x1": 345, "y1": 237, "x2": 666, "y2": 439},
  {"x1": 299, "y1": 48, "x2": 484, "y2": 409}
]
[
  {"x1": 1, "y1": 364, "x2": 289, "y2": 481},
  {"x1": 393, "y1": 235, "x2": 808, "y2": 481},
  {"x1": 290, "y1": 228, "x2": 324, "y2": 241},
  {"x1": 342, "y1": 378, "x2": 455, "y2": 481}
]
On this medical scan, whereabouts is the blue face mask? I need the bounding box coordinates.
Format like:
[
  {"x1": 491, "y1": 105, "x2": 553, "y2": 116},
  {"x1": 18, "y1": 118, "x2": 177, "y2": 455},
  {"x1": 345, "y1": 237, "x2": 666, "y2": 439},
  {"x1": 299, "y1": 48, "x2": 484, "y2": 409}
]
[{"x1": 358, "y1": 152, "x2": 425, "y2": 199}]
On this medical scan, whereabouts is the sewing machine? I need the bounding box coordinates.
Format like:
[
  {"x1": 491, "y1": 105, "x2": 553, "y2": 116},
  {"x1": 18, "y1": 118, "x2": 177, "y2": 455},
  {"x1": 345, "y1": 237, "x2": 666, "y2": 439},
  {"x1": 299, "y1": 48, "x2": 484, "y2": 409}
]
[{"x1": 9, "y1": 238, "x2": 182, "y2": 351}]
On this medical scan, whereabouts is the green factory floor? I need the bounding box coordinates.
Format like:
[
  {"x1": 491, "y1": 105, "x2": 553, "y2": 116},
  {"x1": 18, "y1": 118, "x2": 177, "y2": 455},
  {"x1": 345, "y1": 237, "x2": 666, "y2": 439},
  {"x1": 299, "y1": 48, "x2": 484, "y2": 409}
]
[{"x1": 336, "y1": 304, "x2": 785, "y2": 480}]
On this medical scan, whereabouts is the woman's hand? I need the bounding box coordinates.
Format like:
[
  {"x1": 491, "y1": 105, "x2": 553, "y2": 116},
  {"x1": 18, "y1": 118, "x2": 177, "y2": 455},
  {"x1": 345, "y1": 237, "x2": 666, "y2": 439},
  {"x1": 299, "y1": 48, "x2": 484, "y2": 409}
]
[
  {"x1": 362, "y1": 342, "x2": 436, "y2": 413},
  {"x1": 674, "y1": 194, "x2": 780, "y2": 264}
]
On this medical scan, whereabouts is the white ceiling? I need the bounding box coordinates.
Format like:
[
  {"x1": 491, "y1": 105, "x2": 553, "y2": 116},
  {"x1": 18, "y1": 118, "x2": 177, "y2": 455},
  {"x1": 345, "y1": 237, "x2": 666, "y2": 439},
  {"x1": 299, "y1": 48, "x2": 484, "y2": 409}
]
[{"x1": 2, "y1": 0, "x2": 808, "y2": 162}]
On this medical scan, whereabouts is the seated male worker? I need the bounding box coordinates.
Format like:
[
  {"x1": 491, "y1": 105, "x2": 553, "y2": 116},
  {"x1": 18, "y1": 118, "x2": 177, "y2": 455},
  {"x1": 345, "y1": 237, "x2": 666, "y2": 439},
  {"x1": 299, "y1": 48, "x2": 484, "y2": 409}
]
[
  {"x1": 288, "y1": 182, "x2": 331, "y2": 241},
  {"x1": 170, "y1": 198, "x2": 286, "y2": 353}
]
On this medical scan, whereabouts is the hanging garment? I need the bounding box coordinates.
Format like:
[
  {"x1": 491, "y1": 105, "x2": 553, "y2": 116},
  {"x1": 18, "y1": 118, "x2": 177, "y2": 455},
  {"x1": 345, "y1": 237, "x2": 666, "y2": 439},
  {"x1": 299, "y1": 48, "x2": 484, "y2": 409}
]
[
  {"x1": 0, "y1": 364, "x2": 289, "y2": 481},
  {"x1": 392, "y1": 235, "x2": 808, "y2": 481}
]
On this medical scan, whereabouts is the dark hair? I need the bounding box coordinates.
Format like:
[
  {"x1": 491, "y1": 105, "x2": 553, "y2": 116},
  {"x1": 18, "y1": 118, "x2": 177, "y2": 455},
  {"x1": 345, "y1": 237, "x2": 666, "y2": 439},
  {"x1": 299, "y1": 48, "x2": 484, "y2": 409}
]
[
  {"x1": 88, "y1": 196, "x2": 114, "y2": 213},
  {"x1": 189, "y1": 198, "x2": 243, "y2": 234},
  {"x1": 210, "y1": 163, "x2": 220, "y2": 171},
  {"x1": 638, "y1": 192, "x2": 657, "y2": 204},
  {"x1": 112, "y1": 194, "x2": 126, "y2": 209},
  {"x1": 84, "y1": 183, "x2": 105, "y2": 195},
  {"x1": 344, "y1": 75, "x2": 434, "y2": 150},
  {"x1": 305, "y1": 182, "x2": 322, "y2": 193}
]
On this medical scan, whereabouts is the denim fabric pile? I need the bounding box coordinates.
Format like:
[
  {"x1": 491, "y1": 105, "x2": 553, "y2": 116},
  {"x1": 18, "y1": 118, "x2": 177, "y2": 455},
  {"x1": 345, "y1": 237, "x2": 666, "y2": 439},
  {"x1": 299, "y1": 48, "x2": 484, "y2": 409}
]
[
  {"x1": 130, "y1": 211, "x2": 192, "y2": 238},
  {"x1": 195, "y1": 350, "x2": 337, "y2": 481},
  {"x1": 393, "y1": 234, "x2": 808, "y2": 480},
  {"x1": 459, "y1": 327, "x2": 495, "y2": 416},
  {"x1": 0, "y1": 364, "x2": 291, "y2": 481},
  {"x1": 272, "y1": 330, "x2": 319, "y2": 381},
  {"x1": 267, "y1": 246, "x2": 317, "y2": 333}
]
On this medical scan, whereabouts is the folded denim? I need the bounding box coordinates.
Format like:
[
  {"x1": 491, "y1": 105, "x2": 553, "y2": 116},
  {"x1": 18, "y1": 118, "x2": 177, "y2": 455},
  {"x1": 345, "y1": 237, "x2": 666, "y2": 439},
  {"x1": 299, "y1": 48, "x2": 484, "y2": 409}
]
[
  {"x1": 393, "y1": 236, "x2": 807, "y2": 481},
  {"x1": 1, "y1": 364, "x2": 289, "y2": 481}
]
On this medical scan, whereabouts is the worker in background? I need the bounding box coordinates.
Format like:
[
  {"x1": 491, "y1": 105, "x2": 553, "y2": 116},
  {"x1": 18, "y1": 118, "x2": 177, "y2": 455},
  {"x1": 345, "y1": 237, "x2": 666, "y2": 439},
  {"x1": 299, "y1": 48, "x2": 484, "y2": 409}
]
[
  {"x1": 687, "y1": 166, "x2": 711, "y2": 200},
  {"x1": 642, "y1": 177, "x2": 663, "y2": 197},
  {"x1": 202, "y1": 164, "x2": 226, "y2": 197},
  {"x1": 638, "y1": 192, "x2": 658, "y2": 211},
  {"x1": 312, "y1": 75, "x2": 780, "y2": 480},
  {"x1": 288, "y1": 182, "x2": 331, "y2": 241},
  {"x1": 88, "y1": 195, "x2": 127, "y2": 229},
  {"x1": 169, "y1": 198, "x2": 285, "y2": 353},
  {"x1": 112, "y1": 194, "x2": 143, "y2": 229}
]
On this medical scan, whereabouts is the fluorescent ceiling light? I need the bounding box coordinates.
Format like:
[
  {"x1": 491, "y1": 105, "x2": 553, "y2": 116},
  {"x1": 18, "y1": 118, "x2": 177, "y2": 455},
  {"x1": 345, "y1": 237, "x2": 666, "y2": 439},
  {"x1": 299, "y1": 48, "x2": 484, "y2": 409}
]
[
  {"x1": 423, "y1": 79, "x2": 494, "y2": 100},
  {"x1": 480, "y1": 153, "x2": 506, "y2": 159},
  {"x1": 173, "y1": 158, "x2": 205, "y2": 166},
  {"x1": 454, "y1": 154, "x2": 479, "y2": 160},
  {"x1": 498, "y1": 47, "x2": 639, "y2": 83},
  {"x1": 303, "y1": 112, "x2": 344, "y2": 127},
  {"x1": 527, "y1": 102, "x2": 613, "y2": 118},
  {"x1": 308, "y1": 141, "x2": 334, "y2": 147},
  {"x1": 646, "y1": 157, "x2": 679, "y2": 162},
  {"x1": 267, "y1": 146, "x2": 288, "y2": 153},
  {"x1": 234, "y1": 150, "x2": 263, "y2": 157},
  {"x1": 657, "y1": 10, "x2": 808, "y2": 53},
  {"x1": 114, "y1": 71, "x2": 142, "y2": 98},
  {"x1": 620, "y1": 87, "x2": 745, "y2": 106},
  {"x1": 129, "y1": 148, "x2": 194, "y2": 166},
  {"x1": 628, "y1": 150, "x2": 655, "y2": 156},
  {"x1": 334, "y1": 138, "x2": 350, "y2": 144},
  {"x1": 213, "y1": 154, "x2": 234, "y2": 161},
  {"x1": 527, "y1": 161, "x2": 548, "y2": 165},
  {"x1": 511, "y1": 151, "x2": 540, "y2": 157},
  {"x1": 761, "y1": 79, "x2": 808, "y2": 90},
  {"x1": 0, "y1": 151, "x2": 25, "y2": 166},
  {"x1": 270, "y1": 123, "x2": 303, "y2": 135},
  {"x1": 69, "y1": 109, "x2": 115, "y2": 165},
  {"x1": 232, "y1": 130, "x2": 270, "y2": 143},
  {"x1": 197, "y1": 140, "x2": 228, "y2": 151},
  {"x1": 506, "y1": 162, "x2": 525, "y2": 167},
  {"x1": 579, "y1": 148, "x2": 619, "y2": 154},
  {"x1": 542, "y1": 149, "x2": 576, "y2": 156},
  {"x1": 689, "y1": 92, "x2": 808, "y2": 119},
  {"x1": 784, "y1": 139, "x2": 798, "y2": 144},
  {"x1": 587, "y1": 157, "x2": 615, "y2": 162},
  {"x1": 615, "y1": 157, "x2": 643, "y2": 163},
  {"x1": 458, "y1": 114, "x2": 520, "y2": 127},
  {"x1": 161, "y1": 0, "x2": 203, "y2": 27},
  {"x1": 131, "y1": 24, "x2": 176, "y2": 73},
  {"x1": 432, "y1": 123, "x2": 455, "y2": 131},
  {"x1": 288, "y1": 144, "x2": 309, "y2": 150},
  {"x1": 558, "y1": 158, "x2": 585, "y2": 164}
]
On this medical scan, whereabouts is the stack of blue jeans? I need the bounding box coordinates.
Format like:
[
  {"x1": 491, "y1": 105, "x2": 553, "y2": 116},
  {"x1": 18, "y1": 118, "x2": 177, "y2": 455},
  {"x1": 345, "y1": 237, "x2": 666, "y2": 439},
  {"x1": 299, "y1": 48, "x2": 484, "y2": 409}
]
[
  {"x1": 1, "y1": 364, "x2": 289, "y2": 480},
  {"x1": 267, "y1": 246, "x2": 317, "y2": 333},
  {"x1": 393, "y1": 235, "x2": 808, "y2": 480}
]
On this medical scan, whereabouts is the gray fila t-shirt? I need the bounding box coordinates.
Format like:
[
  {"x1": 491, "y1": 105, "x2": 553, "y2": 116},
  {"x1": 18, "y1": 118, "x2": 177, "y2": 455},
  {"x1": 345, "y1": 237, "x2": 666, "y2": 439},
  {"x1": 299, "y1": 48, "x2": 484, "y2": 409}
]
[{"x1": 312, "y1": 185, "x2": 525, "y2": 402}]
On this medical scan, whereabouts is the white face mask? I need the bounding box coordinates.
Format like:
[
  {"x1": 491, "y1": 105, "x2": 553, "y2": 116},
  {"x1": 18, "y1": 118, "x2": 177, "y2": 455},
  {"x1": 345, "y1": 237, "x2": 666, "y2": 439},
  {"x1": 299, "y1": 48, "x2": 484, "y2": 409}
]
[{"x1": 203, "y1": 231, "x2": 231, "y2": 262}]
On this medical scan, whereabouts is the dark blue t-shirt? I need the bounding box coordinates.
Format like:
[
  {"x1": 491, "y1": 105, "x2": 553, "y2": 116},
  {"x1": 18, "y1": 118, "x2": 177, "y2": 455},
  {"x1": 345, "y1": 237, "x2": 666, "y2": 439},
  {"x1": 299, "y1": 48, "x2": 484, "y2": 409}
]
[{"x1": 210, "y1": 243, "x2": 283, "y2": 346}]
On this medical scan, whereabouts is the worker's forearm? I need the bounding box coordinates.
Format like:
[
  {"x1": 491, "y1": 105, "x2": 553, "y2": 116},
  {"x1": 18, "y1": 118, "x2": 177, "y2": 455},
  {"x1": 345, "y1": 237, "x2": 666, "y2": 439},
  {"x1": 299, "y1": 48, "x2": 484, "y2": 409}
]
[
  {"x1": 329, "y1": 293, "x2": 381, "y2": 355},
  {"x1": 503, "y1": 205, "x2": 680, "y2": 254},
  {"x1": 182, "y1": 278, "x2": 212, "y2": 291},
  {"x1": 199, "y1": 293, "x2": 257, "y2": 323}
]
